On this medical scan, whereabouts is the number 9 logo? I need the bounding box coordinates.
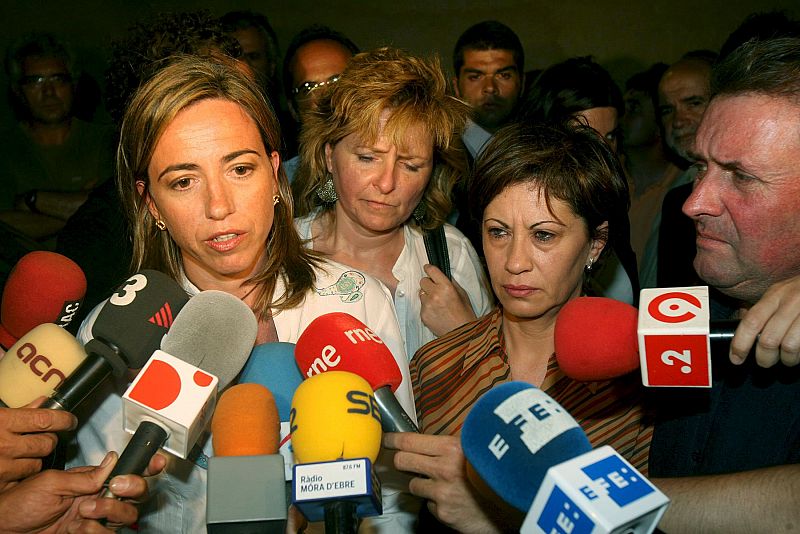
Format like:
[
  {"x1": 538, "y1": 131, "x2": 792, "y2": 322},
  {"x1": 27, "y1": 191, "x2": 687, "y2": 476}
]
[
  {"x1": 648, "y1": 291, "x2": 702, "y2": 323},
  {"x1": 109, "y1": 274, "x2": 148, "y2": 306}
]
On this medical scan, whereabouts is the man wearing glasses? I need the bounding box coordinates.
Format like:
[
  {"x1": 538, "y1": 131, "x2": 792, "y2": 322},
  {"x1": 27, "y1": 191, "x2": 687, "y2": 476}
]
[
  {"x1": 281, "y1": 25, "x2": 359, "y2": 182},
  {"x1": 0, "y1": 33, "x2": 113, "y2": 246}
]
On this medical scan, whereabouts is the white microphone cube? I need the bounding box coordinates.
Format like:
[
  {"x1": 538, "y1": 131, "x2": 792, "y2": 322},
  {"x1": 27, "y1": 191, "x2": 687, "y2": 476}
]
[
  {"x1": 122, "y1": 350, "x2": 218, "y2": 458},
  {"x1": 292, "y1": 458, "x2": 381, "y2": 522},
  {"x1": 522, "y1": 446, "x2": 669, "y2": 534},
  {"x1": 638, "y1": 286, "x2": 712, "y2": 387}
]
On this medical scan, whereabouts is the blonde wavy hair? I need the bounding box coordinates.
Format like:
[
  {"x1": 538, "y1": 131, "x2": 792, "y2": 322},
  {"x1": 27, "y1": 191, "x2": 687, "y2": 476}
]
[
  {"x1": 292, "y1": 47, "x2": 470, "y2": 230},
  {"x1": 117, "y1": 53, "x2": 319, "y2": 320}
]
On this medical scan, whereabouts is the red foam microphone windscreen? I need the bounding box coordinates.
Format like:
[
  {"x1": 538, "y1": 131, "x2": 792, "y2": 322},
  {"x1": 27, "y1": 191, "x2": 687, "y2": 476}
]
[
  {"x1": 554, "y1": 297, "x2": 639, "y2": 381},
  {"x1": 212, "y1": 383, "x2": 280, "y2": 456},
  {"x1": 0, "y1": 251, "x2": 87, "y2": 349},
  {"x1": 294, "y1": 312, "x2": 402, "y2": 392}
]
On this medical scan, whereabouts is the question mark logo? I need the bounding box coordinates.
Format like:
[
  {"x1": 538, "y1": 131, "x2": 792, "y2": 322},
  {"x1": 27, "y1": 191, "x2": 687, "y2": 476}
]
[{"x1": 661, "y1": 350, "x2": 693, "y2": 374}]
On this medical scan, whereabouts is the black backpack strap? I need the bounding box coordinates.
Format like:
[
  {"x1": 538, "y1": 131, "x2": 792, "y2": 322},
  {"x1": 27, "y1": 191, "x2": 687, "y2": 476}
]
[{"x1": 423, "y1": 225, "x2": 452, "y2": 280}]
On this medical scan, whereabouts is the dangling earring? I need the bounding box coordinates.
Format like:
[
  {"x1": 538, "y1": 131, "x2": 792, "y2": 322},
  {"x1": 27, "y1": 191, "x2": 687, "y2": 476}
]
[
  {"x1": 412, "y1": 200, "x2": 426, "y2": 222},
  {"x1": 316, "y1": 174, "x2": 338, "y2": 203},
  {"x1": 273, "y1": 194, "x2": 281, "y2": 206},
  {"x1": 585, "y1": 257, "x2": 595, "y2": 272},
  {"x1": 156, "y1": 219, "x2": 167, "y2": 231}
]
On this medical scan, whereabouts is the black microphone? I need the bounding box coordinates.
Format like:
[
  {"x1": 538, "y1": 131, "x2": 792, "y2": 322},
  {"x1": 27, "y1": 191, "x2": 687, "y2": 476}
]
[{"x1": 40, "y1": 270, "x2": 190, "y2": 412}]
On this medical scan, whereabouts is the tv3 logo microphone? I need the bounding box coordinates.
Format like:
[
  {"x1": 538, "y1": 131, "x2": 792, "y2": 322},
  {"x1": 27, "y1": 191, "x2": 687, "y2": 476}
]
[
  {"x1": 638, "y1": 286, "x2": 712, "y2": 387},
  {"x1": 109, "y1": 273, "x2": 175, "y2": 328}
]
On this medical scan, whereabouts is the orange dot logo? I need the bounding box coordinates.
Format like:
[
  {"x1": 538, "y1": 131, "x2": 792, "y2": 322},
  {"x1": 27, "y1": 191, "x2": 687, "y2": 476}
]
[
  {"x1": 128, "y1": 360, "x2": 181, "y2": 410},
  {"x1": 194, "y1": 370, "x2": 213, "y2": 388}
]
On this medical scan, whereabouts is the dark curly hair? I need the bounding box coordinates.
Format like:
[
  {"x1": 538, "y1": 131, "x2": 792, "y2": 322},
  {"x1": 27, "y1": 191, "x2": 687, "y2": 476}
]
[{"x1": 105, "y1": 10, "x2": 242, "y2": 124}]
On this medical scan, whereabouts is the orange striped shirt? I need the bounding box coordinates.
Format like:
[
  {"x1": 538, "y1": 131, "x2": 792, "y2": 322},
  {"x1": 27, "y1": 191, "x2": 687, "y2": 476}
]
[{"x1": 411, "y1": 308, "x2": 653, "y2": 474}]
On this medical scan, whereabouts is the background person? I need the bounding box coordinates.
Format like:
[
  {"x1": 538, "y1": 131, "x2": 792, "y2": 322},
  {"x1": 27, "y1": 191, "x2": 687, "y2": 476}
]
[
  {"x1": 387, "y1": 121, "x2": 652, "y2": 533},
  {"x1": 293, "y1": 47, "x2": 493, "y2": 359}
]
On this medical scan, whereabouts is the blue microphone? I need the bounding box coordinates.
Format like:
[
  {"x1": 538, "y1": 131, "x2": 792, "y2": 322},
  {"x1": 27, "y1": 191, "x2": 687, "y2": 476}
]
[{"x1": 239, "y1": 342, "x2": 304, "y2": 481}]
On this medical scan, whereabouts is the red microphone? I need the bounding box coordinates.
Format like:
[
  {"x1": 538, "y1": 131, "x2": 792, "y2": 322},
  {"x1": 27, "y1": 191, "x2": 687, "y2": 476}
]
[
  {"x1": 556, "y1": 288, "x2": 734, "y2": 387},
  {"x1": 294, "y1": 312, "x2": 418, "y2": 432},
  {"x1": 554, "y1": 297, "x2": 639, "y2": 381},
  {"x1": 0, "y1": 251, "x2": 86, "y2": 350}
]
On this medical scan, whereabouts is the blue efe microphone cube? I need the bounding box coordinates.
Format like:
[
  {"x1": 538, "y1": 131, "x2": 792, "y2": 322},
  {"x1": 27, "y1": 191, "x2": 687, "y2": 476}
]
[{"x1": 461, "y1": 381, "x2": 593, "y2": 512}]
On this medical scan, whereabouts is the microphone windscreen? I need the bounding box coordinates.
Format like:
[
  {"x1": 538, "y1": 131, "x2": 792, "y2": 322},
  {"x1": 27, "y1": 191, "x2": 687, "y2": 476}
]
[
  {"x1": 461, "y1": 381, "x2": 592, "y2": 512},
  {"x1": 161, "y1": 290, "x2": 257, "y2": 389},
  {"x1": 212, "y1": 383, "x2": 280, "y2": 456},
  {"x1": 240, "y1": 342, "x2": 303, "y2": 422},
  {"x1": 0, "y1": 323, "x2": 86, "y2": 407},
  {"x1": 0, "y1": 251, "x2": 86, "y2": 349},
  {"x1": 555, "y1": 297, "x2": 640, "y2": 381},
  {"x1": 92, "y1": 270, "x2": 189, "y2": 372},
  {"x1": 291, "y1": 371, "x2": 382, "y2": 464},
  {"x1": 295, "y1": 312, "x2": 401, "y2": 391}
]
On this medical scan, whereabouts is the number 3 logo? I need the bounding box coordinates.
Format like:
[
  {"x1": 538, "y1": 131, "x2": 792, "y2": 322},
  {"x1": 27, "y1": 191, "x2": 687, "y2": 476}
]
[{"x1": 109, "y1": 274, "x2": 148, "y2": 306}]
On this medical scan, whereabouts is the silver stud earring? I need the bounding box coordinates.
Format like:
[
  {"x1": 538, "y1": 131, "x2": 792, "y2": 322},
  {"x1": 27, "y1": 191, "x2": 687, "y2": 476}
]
[
  {"x1": 316, "y1": 174, "x2": 338, "y2": 203},
  {"x1": 585, "y1": 257, "x2": 595, "y2": 272}
]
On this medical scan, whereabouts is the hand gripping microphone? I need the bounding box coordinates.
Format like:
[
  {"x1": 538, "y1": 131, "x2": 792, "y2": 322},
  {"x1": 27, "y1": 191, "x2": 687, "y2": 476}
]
[
  {"x1": 556, "y1": 287, "x2": 735, "y2": 387},
  {"x1": 239, "y1": 342, "x2": 304, "y2": 480},
  {"x1": 291, "y1": 371, "x2": 383, "y2": 533},
  {"x1": 207, "y1": 383, "x2": 287, "y2": 533},
  {"x1": 294, "y1": 312, "x2": 418, "y2": 433},
  {"x1": 0, "y1": 323, "x2": 86, "y2": 408},
  {"x1": 40, "y1": 270, "x2": 190, "y2": 412},
  {"x1": 106, "y1": 290, "x2": 257, "y2": 488},
  {"x1": 461, "y1": 382, "x2": 669, "y2": 534},
  {"x1": 0, "y1": 251, "x2": 87, "y2": 349}
]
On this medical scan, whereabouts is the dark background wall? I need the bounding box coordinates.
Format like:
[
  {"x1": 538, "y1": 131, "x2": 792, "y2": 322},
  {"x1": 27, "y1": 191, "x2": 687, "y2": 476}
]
[{"x1": 1, "y1": 0, "x2": 797, "y2": 126}]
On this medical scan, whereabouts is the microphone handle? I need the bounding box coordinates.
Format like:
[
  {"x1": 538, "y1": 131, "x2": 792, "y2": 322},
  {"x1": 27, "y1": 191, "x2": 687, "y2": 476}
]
[
  {"x1": 39, "y1": 352, "x2": 112, "y2": 412},
  {"x1": 373, "y1": 387, "x2": 419, "y2": 433},
  {"x1": 102, "y1": 421, "x2": 167, "y2": 498},
  {"x1": 709, "y1": 320, "x2": 738, "y2": 342},
  {"x1": 324, "y1": 500, "x2": 358, "y2": 534}
]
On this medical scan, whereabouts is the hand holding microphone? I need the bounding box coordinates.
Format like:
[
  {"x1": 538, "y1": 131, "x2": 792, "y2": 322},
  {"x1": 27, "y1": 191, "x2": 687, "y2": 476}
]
[
  {"x1": 383, "y1": 431, "x2": 498, "y2": 534},
  {"x1": 0, "y1": 398, "x2": 77, "y2": 492},
  {"x1": 0, "y1": 450, "x2": 165, "y2": 533}
]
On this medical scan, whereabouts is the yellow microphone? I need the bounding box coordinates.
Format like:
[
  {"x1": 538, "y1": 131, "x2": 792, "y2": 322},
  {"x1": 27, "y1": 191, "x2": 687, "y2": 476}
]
[
  {"x1": 0, "y1": 323, "x2": 86, "y2": 408},
  {"x1": 290, "y1": 371, "x2": 383, "y2": 528}
]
